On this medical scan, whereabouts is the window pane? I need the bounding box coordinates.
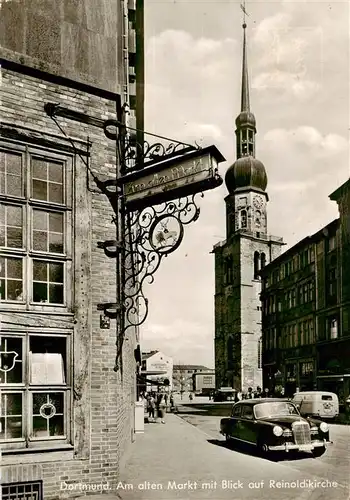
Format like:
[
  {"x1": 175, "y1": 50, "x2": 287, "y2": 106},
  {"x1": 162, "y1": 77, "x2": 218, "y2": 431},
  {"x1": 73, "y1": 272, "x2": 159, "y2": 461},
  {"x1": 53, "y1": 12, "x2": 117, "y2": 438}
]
[
  {"x1": 33, "y1": 282, "x2": 48, "y2": 303},
  {"x1": 0, "y1": 393, "x2": 23, "y2": 440},
  {"x1": 7, "y1": 227, "x2": 22, "y2": 248},
  {"x1": 7, "y1": 258, "x2": 22, "y2": 279},
  {"x1": 32, "y1": 392, "x2": 64, "y2": 438},
  {"x1": 6, "y1": 174, "x2": 22, "y2": 197},
  {"x1": 0, "y1": 225, "x2": 5, "y2": 246},
  {"x1": 49, "y1": 183, "x2": 63, "y2": 204},
  {"x1": 49, "y1": 233, "x2": 63, "y2": 253},
  {"x1": 32, "y1": 159, "x2": 47, "y2": 180},
  {"x1": 49, "y1": 212, "x2": 63, "y2": 233},
  {"x1": 7, "y1": 205, "x2": 22, "y2": 226},
  {"x1": 32, "y1": 179, "x2": 47, "y2": 200},
  {"x1": 33, "y1": 210, "x2": 47, "y2": 230},
  {"x1": 49, "y1": 263, "x2": 63, "y2": 283},
  {"x1": 33, "y1": 261, "x2": 47, "y2": 281},
  {"x1": 49, "y1": 284, "x2": 64, "y2": 304},
  {"x1": 7, "y1": 280, "x2": 23, "y2": 301},
  {"x1": 48, "y1": 162, "x2": 63, "y2": 184},
  {"x1": 33, "y1": 231, "x2": 48, "y2": 251},
  {"x1": 7, "y1": 152, "x2": 22, "y2": 176},
  {"x1": 0, "y1": 337, "x2": 23, "y2": 384},
  {"x1": 30, "y1": 336, "x2": 66, "y2": 384}
]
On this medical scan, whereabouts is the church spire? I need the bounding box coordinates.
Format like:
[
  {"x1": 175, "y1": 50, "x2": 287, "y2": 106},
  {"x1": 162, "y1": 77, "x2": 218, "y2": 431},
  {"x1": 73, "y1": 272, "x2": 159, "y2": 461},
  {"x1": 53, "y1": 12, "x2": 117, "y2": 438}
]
[
  {"x1": 241, "y1": 22, "x2": 250, "y2": 112},
  {"x1": 235, "y1": 11, "x2": 256, "y2": 159}
]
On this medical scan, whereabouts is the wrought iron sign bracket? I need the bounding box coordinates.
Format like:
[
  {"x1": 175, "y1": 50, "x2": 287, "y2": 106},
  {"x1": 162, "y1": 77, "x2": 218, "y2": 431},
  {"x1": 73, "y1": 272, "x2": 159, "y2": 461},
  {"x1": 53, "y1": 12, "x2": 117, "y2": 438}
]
[{"x1": 43, "y1": 101, "x2": 225, "y2": 372}]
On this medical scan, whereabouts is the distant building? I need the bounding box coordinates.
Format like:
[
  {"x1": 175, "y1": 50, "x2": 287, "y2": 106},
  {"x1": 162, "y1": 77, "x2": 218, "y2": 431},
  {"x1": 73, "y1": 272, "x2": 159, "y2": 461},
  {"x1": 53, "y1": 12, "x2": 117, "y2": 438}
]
[
  {"x1": 173, "y1": 365, "x2": 214, "y2": 392},
  {"x1": 212, "y1": 21, "x2": 283, "y2": 392},
  {"x1": 192, "y1": 372, "x2": 216, "y2": 395},
  {"x1": 141, "y1": 351, "x2": 173, "y2": 391},
  {"x1": 260, "y1": 179, "x2": 350, "y2": 404}
]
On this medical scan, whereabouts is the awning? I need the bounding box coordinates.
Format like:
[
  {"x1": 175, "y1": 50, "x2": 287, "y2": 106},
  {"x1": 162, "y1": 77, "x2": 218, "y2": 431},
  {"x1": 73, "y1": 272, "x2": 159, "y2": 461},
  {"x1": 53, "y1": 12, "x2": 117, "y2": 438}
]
[{"x1": 137, "y1": 375, "x2": 168, "y2": 387}]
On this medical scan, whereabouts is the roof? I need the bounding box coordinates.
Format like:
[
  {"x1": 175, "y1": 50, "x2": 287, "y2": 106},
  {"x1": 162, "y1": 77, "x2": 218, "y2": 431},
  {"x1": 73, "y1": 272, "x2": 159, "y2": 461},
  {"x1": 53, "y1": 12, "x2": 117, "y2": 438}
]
[
  {"x1": 141, "y1": 350, "x2": 159, "y2": 360},
  {"x1": 173, "y1": 365, "x2": 212, "y2": 371},
  {"x1": 235, "y1": 398, "x2": 289, "y2": 405},
  {"x1": 329, "y1": 178, "x2": 350, "y2": 201},
  {"x1": 260, "y1": 217, "x2": 339, "y2": 275}
]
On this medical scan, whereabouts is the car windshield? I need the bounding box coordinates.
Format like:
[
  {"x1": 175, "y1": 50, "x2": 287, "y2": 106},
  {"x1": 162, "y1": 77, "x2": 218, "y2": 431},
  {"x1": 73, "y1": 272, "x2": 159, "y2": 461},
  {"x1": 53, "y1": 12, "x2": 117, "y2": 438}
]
[{"x1": 254, "y1": 402, "x2": 299, "y2": 419}]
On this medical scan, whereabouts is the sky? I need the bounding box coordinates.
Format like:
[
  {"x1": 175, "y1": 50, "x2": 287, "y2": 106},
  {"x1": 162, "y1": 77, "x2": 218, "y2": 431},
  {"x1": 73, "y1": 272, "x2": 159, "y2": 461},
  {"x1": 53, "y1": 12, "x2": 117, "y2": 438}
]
[{"x1": 139, "y1": 0, "x2": 350, "y2": 368}]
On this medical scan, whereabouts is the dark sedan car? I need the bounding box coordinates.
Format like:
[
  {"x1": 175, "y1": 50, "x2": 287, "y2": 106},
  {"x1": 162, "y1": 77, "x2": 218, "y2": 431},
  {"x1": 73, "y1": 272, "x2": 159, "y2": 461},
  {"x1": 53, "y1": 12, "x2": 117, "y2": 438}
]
[{"x1": 220, "y1": 398, "x2": 330, "y2": 457}]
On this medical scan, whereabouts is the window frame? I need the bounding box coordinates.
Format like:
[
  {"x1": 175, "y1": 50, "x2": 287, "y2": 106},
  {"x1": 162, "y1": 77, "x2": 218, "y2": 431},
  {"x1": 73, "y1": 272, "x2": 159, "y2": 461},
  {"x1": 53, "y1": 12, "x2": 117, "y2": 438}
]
[
  {"x1": 0, "y1": 331, "x2": 72, "y2": 450},
  {"x1": 0, "y1": 141, "x2": 73, "y2": 312}
]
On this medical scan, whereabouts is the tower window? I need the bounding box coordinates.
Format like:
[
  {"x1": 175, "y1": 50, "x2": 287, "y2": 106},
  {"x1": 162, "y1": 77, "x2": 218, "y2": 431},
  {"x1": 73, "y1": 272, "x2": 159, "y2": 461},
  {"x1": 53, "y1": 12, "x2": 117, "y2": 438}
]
[
  {"x1": 241, "y1": 210, "x2": 247, "y2": 229},
  {"x1": 260, "y1": 252, "x2": 266, "y2": 269},
  {"x1": 258, "y1": 337, "x2": 262, "y2": 369},
  {"x1": 254, "y1": 251, "x2": 260, "y2": 279}
]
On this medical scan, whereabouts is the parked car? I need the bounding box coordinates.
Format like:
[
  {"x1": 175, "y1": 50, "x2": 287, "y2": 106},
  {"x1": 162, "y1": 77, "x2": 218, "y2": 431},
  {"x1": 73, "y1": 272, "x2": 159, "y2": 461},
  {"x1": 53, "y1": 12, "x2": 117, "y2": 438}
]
[
  {"x1": 213, "y1": 387, "x2": 236, "y2": 402},
  {"x1": 292, "y1": 391, "x2": 339, "y2": 420},
  {"x1": 220, "y1": 398, "x2": 330, "y2": 457}
]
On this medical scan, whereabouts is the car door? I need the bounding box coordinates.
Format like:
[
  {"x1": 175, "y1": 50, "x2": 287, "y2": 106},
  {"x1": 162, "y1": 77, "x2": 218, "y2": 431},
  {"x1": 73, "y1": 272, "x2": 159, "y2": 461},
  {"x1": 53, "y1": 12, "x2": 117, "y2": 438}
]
[
  {"x1": 240, "y1": 404, "x2": 256, "y2": 444},
  {"x1": 229, "y1": 403, "x2": 242, "y2": 438}
]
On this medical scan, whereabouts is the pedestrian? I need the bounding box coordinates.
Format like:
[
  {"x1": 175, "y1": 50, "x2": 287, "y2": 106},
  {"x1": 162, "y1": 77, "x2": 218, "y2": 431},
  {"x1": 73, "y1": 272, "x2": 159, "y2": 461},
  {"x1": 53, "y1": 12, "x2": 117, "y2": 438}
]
[
  {"x1": 147, "y1": 394, "x2": 156, "y2": 421},
  {"x1": 157, "y1": 393, "x2": 166, "y2": 423},
  {"x1": 164, "y1": 393, "x2": 168, "y2": 406},
  {"x1": 170, "y1": 393, "x2": 174, "y2": 409},
  {"x1": 246, "y1": 387, "x2": 253, "y2": 399}
]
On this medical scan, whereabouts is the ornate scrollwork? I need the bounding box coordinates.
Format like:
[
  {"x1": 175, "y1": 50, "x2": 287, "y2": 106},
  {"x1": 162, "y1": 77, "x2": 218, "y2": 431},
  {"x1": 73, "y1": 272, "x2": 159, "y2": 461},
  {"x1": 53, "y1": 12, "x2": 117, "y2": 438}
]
[
  {"x1": 122, "y1": 193, "x2": 204, "y2": 329},
  {"x1": 103, "y1": 119, "x2": 199, "y2": 173}
]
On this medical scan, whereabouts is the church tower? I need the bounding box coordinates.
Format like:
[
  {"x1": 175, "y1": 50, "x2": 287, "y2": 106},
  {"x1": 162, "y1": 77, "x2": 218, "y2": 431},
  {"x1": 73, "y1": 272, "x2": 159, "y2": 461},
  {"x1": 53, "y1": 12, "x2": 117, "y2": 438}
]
[{"x1": 213, "y1": 19, "x2": 284, "y2": 392}]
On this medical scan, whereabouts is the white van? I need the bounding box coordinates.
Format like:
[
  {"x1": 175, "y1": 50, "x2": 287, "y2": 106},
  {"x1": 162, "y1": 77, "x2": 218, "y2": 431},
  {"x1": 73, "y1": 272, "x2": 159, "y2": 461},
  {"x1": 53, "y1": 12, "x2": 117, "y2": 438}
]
[{"x1": 292, "y1": 391, "x2": 339, "y2": 419}]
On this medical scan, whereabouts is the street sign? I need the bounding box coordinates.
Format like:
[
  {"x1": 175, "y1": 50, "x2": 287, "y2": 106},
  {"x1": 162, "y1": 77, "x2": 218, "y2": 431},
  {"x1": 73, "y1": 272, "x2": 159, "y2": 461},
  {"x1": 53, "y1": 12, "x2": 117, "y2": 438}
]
[{"x1": 120, "y1": 145, "x2": 225, "y2": 211}]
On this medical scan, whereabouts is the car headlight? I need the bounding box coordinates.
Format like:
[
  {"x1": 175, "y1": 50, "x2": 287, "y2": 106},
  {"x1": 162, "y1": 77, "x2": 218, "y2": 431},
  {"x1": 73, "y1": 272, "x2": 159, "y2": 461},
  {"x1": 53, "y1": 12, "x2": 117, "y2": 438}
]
[
  {"x1": 273, "y1": 425, "x2": 283, "y2": 437},
  {"x1": 320, "y1": 422, "x2": 329, "y2": 433}
]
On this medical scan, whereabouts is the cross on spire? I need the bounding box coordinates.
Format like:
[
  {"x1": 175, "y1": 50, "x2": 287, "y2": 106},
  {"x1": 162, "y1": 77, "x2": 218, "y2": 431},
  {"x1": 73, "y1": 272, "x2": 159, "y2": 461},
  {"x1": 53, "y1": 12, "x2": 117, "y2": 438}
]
[{"x1": 240, "y1": 1, "x2": 249, "y2": 28}]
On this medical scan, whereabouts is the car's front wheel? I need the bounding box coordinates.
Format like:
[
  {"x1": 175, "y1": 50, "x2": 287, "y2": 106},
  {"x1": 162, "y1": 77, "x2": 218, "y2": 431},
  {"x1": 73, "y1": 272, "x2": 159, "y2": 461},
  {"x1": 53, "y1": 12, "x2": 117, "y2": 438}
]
[
  {"x1": 312, "y1": 446, "x2": 326, "y2": 458},
  {"x1": 257, "y1": 438, "x2": 269, "y2": 457}
]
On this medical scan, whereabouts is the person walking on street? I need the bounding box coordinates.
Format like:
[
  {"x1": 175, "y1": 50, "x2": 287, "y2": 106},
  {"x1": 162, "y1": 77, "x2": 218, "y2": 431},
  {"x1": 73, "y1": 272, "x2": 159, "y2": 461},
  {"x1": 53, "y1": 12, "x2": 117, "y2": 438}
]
[
  {"x1": 157, "y1": 393, "x2": 166, "y2": 423},
  {"x1": 147, "y1": 394, "x2": 156, "y2": 422}
]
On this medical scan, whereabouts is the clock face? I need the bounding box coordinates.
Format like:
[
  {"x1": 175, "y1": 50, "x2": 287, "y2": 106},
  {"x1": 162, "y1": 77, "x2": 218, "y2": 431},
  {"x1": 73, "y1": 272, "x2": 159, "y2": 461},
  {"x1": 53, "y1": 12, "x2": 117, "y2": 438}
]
[{"x1": 253, "y1": 195, "x2": 264, "y2": 209}]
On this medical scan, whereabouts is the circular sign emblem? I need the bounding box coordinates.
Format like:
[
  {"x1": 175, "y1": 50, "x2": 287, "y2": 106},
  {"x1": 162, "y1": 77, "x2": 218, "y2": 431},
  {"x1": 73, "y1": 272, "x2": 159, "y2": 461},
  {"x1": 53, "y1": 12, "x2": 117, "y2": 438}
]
[
  {"x1": 39, "y1": 402, "x2": 56, "y2": 419},
  {"x1": 149, "y1": 215, "x2": 184, "y2": 255}
]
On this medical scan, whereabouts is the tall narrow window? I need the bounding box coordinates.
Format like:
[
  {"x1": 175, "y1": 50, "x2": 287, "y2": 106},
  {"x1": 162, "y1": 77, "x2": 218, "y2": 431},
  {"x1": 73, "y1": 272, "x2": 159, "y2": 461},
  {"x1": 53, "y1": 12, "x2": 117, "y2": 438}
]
[
  {"x1": 260, "y1": 252, "x2": 266, "y2": 269},
  {"x1": 241, "y1": 210, "x2": 247, "y2": 229},
  {"x1": 258, "y1": 337, "x2": 262, "y2": 369},
  {"x1": 254, "y1": 251, "x2": 260, "y2": 279},
  {"x1": 330, "y1": 318, "x2": 338, "y2": 339}
]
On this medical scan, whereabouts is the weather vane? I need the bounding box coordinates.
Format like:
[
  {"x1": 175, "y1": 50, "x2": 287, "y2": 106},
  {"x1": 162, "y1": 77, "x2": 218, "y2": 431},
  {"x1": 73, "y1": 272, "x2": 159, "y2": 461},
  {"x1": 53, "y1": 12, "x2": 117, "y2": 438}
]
[{"x1": 240, "y1": 0, "x2": 249, "y2": 27}]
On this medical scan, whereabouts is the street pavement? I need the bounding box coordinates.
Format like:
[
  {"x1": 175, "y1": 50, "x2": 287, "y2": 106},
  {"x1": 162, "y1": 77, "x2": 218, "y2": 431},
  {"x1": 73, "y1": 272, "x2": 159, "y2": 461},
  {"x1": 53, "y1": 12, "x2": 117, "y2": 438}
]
[{"x1": 91, "y1": 409, "x2": 349, "y2": 500}]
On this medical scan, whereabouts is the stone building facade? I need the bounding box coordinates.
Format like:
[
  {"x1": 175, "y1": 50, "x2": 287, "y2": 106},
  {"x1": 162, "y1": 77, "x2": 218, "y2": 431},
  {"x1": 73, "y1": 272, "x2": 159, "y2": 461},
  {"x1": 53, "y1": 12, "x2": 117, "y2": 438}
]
[
  {"x1": 260, "y1": 179, "x2": 350, "y2": 404},
  {"x1": 213, "y1": 22, "x2": 283, "y2": 393},
  {"x1": 0, "y1": 0, "x2": 143, "y2": 498}
]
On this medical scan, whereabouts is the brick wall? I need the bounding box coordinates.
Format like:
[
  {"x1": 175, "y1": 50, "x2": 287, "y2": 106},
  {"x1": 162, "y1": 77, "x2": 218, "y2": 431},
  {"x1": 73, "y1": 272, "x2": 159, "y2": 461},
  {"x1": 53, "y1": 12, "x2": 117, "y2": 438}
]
[{"x1": 0, "y1": 66, "x2": 137, "y2": 498}]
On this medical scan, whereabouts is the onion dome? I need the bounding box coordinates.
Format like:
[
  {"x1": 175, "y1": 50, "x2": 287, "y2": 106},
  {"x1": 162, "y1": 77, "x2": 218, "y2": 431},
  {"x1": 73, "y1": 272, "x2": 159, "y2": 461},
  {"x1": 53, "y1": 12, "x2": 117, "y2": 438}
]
[
  {"x1": 225, "y1": 156, "x2": 267, "y2": 194},
  {"x1": 235, "y1": 110, "x2": 256, "y2": 129}
]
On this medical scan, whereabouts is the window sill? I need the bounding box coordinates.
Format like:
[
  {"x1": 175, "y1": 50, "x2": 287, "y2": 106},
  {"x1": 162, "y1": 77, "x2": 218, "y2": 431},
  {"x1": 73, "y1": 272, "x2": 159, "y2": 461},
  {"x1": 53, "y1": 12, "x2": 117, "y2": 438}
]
[{"x1": 1, "y1": 444, "x2": 75, "y2": 464}]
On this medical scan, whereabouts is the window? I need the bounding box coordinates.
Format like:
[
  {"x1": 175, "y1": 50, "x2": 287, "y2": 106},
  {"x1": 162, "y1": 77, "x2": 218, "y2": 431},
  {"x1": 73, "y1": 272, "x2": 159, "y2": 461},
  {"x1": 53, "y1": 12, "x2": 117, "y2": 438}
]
[
  {"x1": 258, "y1": 337, "x2": 262, "y2": 369},
  {"x1": 0, "y1": 144, "x2": 72, "y2": 308},
  {"x1": 232, "y1": 405, "x2": 241, "y2": 417},
  {"x1": 330, "y1": 318, "x2": 338, "y2": 339},
  {"x1": 241, "y1": 210, "x2": 247, "y2": 229},
  {"x1": 241, "y1": 405, "x2": 254, "y2": 420},
  {"x1": 328, "y1": 236, "x2": 336, "y2": 252},
  {"x1": 260, "y1": 252, "x2": 266, "y2": 270},
  {"x1": 300, "y1": 362, "x2": 313, "y2": 376},
  {"x1": 0, "y1": 333, "x2": 70, "y2": 449},
  {"x1": 254, "y1": 251, "x2": 260, "y2": 279}
]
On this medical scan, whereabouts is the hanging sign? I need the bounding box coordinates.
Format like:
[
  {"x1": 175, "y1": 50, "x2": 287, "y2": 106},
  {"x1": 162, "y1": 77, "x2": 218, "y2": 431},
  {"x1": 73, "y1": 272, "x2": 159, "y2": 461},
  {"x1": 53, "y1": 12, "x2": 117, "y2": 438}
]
[{"x1": 120, "y1": 145, "x2": 225, "y2": 210}]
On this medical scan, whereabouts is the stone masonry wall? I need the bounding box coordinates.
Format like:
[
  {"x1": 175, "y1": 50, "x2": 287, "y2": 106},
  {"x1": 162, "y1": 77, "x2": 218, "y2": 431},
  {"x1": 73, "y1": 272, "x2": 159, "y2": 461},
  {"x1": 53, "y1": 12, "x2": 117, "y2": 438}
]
[{"x1": 0, "y1": 66, "x2": 137, "y2": 498}]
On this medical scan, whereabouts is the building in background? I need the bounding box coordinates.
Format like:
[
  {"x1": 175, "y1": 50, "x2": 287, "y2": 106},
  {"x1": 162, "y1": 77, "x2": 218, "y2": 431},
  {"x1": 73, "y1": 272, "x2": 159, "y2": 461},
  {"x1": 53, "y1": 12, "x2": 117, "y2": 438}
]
[
  {"x1": 173, "y1": 365, "x2": 213, "y2": 392},
  {"x1": 260, "y1": 179, "x2": 350, "y2": 405},
  {"x1": 213, "y1": 21, "x2": 283, "y2": 393},
  {"x1": 141, "y1": 350, "x2": 173, "y2": 391},
  {"x1": 0, "y1": 0, "x2": 144, "y2": 498},
  {"x1": 192, "y1": 371, "x2": 216, "y2": 395}
]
